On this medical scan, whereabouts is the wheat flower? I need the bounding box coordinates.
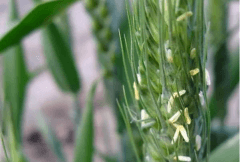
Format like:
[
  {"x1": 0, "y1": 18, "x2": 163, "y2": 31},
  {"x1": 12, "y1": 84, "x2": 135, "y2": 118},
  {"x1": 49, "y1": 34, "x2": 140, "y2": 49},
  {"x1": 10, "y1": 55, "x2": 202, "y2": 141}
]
[
  {"x1": 174, "y1": 156, "x2": 192, "y2": 161},
  {"x1": 120, "y1": 0, "x2": 210, "y2": 161}
]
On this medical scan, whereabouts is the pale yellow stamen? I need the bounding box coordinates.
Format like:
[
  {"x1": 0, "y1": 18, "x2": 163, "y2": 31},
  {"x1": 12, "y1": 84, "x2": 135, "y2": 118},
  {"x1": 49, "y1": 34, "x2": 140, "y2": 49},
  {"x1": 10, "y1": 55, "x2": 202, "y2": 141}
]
[
  {"x1": 199, "y1": 91, "x2": 205, "y2": 105},
  {"x1": 172, "y1": 124, "x2": 189, "y2": 143},
  {"x1": 190, "y1": 68, "x2": 199, "y2": 76},
  {"x1": 179, "y1": 125, "x2": 189, "y2": 142},
  {"x1": 190, "y1": 48, "x2": 196, "y2": 59},
  {"x1": 171, "y1": 126, "x2": 180, "y2": 144},
  {"x1": 166, "y1": 49, "x2": 173, "y2": 63},
  {"x1": 196, "y1": 135, "x2": 201, "y2": 151},
  {"x1": 169, "y1": 111, "x2": 181, "y2": 123},
  {"x1": 173, "y1": 123, "x2": 180, "y2": 128},
  {"x1": 174, "y1": 90, "x2": 186, "y2": 97},
  {"x1": 137, "y1": 73, "x2": 141, "y2": 84},
  {"x1": 205, "y1": 69, "x2": 211, "y2": 85},
  {"x1": 133, "y1": 82, "x2": 139, "y2": 100},
  {"x1": 167, "y1": 90, "x2": 186, "y2": 113},
  {"x1": 167, "y1": 97, "x2": 174, "y2": 113},
  {"x1": 184, "y1": 108, "x2": 191, "y2": 124},
  {"x1": 174, "y1": 156, "x2": 191, "y2": 161},
  {"x1": 141, "y1": 109, "x2": 155, "y2": 128},
  {"x1": 177, "y1": 11, "x2": 193, "y2": 22}
]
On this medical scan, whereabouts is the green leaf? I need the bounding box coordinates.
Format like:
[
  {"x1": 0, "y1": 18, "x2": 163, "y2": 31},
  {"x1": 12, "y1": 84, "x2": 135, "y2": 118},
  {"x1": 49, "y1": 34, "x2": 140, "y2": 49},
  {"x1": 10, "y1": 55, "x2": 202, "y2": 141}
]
[
  {"x1": 54, "y1": 11, "x2": 73, "y2": 49},
  {"x1": 229, "y1": 49, "x2": 239, "y2": 93},
  {"x1": 209, "y1": 133, "x2": 239, "y2": 162},
  {"x1": 37, "y1": 112, "x2": 66, "y2": 162},
  {"x1": 74, "y1": 81, "x2": 98, "y2": 162},
  {"x1": 41, "y1": 22, "x2": 80, "y2": 93},
  {"x1": 210, "y1": 126, "x2": 239, "y2": 151},
  {"x1": 3, "y1": 45, "x2": 29, "y2": 139},
  {"x1": 0, "y1": 0, "x2": 77, "y2": 53},
  {"x1": 207, "y1": 0, "x2": 236, "y2": 120},
  {"x1": 3, "y1": 0, "x2": 29, "y2": 143}
]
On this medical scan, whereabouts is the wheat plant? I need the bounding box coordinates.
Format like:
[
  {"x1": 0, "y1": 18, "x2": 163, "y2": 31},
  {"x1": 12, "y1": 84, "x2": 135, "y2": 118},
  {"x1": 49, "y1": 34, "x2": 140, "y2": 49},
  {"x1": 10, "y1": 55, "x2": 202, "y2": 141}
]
[
  {"x1": 119, "y1": 0, "x2": 211, "y2": 161},
  {"x1": 0, "y1": 0, "x2": 238, "y2": 161}
]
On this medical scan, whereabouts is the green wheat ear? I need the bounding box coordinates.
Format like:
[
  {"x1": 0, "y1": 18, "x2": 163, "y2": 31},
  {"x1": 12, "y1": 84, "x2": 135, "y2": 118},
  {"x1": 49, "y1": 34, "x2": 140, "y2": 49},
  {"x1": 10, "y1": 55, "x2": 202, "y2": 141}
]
[{"x1": 119, "y1": 0, "x2": 211, "y2": 161}]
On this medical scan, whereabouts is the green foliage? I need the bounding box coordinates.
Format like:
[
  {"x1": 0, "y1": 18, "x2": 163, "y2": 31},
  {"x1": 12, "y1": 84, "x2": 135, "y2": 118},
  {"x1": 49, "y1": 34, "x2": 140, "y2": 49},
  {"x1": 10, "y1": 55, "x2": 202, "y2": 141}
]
[
  {"x1": 209, "y1": 133, "x2": 239, "y2": 162},
  {"x1": 208, "y1": 0, "x2": 239, "y2": 122},
  {"x1": 54, "y1": 11, "x2": 73, "y2": 49},
  {"x1": 74, "y1": 81, "x2": 98, "y2": 162},
  {"x1": 208, "y1": 0, "x2": 228, "y2": 120},
  {"x1": 3, "y1": 44, "x2": 28, "y2": 141},
  {"x1": 41, "y1": 22, "x2": 81, "y2": 93},
  {"x1": 0, "y1": 0, "x2": 77, "y2": 53},
  {"x1": 1, "y1": 1, "x2": 29, "y2": 162},
  {"x1": 210, "y1": 126, "x2": 239, "y2": 151},
  {"x1": 3, "y1": 0, "x2": 29, "y2": 144},
  {"x1": 0, "y1": 0, "x2": 237, "y2": 161}
]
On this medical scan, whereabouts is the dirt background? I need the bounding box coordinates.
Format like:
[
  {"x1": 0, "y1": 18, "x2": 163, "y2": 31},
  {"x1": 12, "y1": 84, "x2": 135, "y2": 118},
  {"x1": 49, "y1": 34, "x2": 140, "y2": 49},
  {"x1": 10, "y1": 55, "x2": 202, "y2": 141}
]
[{"x1": 0, "y1": 0, "x2": 239, "y2": 162}]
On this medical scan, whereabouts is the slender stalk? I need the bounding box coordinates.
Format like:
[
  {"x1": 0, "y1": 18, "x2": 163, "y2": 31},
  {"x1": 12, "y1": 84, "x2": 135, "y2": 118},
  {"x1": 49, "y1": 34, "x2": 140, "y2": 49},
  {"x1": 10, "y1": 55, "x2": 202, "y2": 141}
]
[{"x1": 0, "y1": 131, "x2": 10, "y2": 162}]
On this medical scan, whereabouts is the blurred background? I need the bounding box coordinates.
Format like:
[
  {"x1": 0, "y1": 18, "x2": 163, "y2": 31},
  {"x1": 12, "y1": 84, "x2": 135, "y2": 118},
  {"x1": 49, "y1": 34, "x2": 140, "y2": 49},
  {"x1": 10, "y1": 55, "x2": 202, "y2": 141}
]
[{"x1": 0, "y1": 0, "x2": 239, "y2": 161}]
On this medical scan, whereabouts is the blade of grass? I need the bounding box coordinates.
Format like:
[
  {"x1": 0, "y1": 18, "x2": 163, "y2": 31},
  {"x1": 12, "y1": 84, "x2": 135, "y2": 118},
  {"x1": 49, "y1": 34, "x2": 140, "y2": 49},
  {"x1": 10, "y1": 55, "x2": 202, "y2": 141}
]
[
  {"x1": 37, "y1": 111, "x2": 66, "y2": 162},
  {"x1": 0, "y1": 0, "x2": 77, "y2": 53},
  {"x1": 3, "y1": 0, "x2": 29, "y2": 144},
  {"x1": 74, "y1": 80, "x2": 98, "y2": 162},
  {"x1": 0, "y1": 131, "x2": 10, "y2": 162},
  {"x1": 54, "y1": 11, "x2": 73, "y2": 49},
  {"x1": 41, "y1": 22, "x2": 81, "y2": 93}
]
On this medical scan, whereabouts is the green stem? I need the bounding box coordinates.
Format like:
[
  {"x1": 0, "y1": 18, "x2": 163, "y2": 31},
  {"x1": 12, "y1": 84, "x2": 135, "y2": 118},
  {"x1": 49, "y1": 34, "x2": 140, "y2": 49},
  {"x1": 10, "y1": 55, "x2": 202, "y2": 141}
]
[{"x1": 0, "y1": 131, "x2": 10, "y2": 162}]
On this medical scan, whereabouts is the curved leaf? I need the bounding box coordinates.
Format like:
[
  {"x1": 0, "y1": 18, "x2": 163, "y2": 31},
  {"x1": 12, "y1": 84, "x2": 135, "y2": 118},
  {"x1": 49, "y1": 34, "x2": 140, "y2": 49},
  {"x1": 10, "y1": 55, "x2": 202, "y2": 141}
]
[
  {"x1": 209, "y1": 133, "x2": 239, "y2": 162},
  {"x1": 41, "y1": 23, "x2": 80, "y2": 93},
  {"x1": 0, "y1": 0, "x2": 76, "y2": 53},
  {"x1": 74, "y1": 81, "x2": 98, "y2": 162}
]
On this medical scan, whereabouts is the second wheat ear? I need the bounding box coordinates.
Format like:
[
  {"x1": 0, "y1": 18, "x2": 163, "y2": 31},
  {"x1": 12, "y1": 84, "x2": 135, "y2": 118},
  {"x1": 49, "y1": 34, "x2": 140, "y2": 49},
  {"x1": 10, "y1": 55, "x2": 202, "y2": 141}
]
[{"x1": 119, "y1": 0, "x2": 211, "y2": 161}]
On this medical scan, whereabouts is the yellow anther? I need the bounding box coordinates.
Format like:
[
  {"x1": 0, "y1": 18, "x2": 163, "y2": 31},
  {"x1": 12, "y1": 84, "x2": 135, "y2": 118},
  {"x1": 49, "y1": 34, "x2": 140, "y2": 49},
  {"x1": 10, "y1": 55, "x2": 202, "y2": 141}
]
[
  {"x1": 174, "y1": 156, "x2": 191, "y2": 161},
  {"x1": 177, "y1": 11, "x2": 193, "y2": 22},
  {"x1": 169, "y1": 110, "x2": 181, "y2": 123},
  {"x1": 171, "y1": 126, "x2": 180, "y2": 144},
  {"x1": 173, "y1": 90, "x2": 186, "y2": 97},
  {"x1": 171, "y1": 124, "x2": 189, "y2": 143},
  {"x1": 173, "y1": 123, "x2": 180, "y2": 128},
  {"x1": 133, "y1": 82, "x2": 139, "y2": 100},
  {"x1": 199, "y1": 91, "x2": 205, "y2": 105},
  {"x1": 137, "y1": 73, "x2": 141, "y2": 84},
  {"x1": 141, "y1": 109, "x2": 155, "y2": 128},
  {"x1": 184, "y1": 108, "x2": 191, "y2": 124},
  {"x1": 167, "y1": 97, "x2": 174, "y2": 113},
  {"x1": 205, "y1": 69, "x2": 211, "y2": 85},
  {"x1": 190, "y1": 48, "x2": 196, "y2": 59},
  {"x1": 196, "y1": 135, "x2": 201, "y2": 151},
  {"x1": 166, "y1": 49, "x2": 173, "y2": 63},
  {"x1": 190, "y1": 68, "x2": 199, "y2": 76},
  {"x1": 167, "y1": 90, "x2": 186, "y2": 113},
  {"x1": 179, "y1": 125, "x2": 189, "y2": 142}
]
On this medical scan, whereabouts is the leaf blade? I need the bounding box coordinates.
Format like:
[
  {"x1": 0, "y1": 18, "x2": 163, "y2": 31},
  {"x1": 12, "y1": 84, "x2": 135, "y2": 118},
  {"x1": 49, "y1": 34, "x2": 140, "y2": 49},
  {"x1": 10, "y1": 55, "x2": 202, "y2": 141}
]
[
  {"x1": 0, "y1": 0, "x2": 76, "y2": 53},
  {"x1": 3, "y1": 0, "x2": 29, "y2": 143},
  {"x1": 74, "y1": 81, "x2": 98, "y2": 162},
  {"x1": 37, "y1": 112, "x2": 66, "y2": 162},
  {"x1": 209, "y1": 133, "x2": 239, "y2": 162},
  {"x1": 41, "y1": 22, "x2": 80, "y2": 93}
]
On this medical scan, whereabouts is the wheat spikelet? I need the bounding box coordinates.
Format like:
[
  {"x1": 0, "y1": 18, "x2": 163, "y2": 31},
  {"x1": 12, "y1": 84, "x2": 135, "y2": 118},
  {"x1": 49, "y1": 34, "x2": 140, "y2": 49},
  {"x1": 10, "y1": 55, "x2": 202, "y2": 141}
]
[{"x1": 120, "y1": 0, "x2": 211, "y2": 161}]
